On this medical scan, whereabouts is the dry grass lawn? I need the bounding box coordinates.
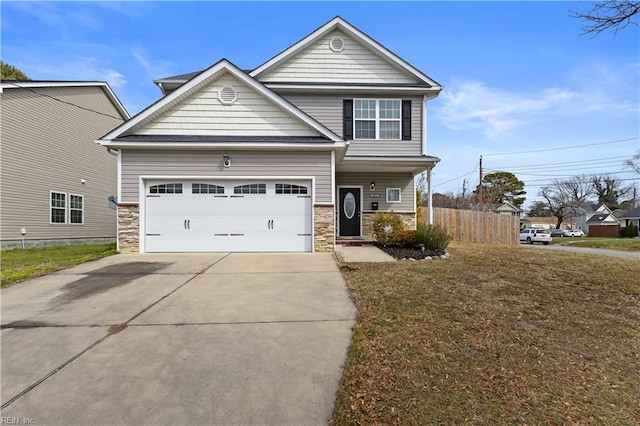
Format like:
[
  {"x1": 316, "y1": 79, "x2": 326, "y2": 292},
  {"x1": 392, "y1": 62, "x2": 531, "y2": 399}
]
[{"x1": 331, "y1": 242, "x2": 640, "y2": 425}]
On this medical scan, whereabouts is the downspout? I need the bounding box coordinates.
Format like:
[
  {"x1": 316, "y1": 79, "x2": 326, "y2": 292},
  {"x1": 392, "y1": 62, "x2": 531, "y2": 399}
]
[
  {"x1": 427, "y1": 165, "x2": 434, "y2": 225},
  {"x1": 422, "y1": 96, "x2": 428, "y2": 156}
]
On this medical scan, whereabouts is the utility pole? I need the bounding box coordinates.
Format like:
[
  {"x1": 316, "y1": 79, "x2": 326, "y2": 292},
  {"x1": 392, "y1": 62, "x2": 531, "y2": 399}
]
[{"x1": 479, "y1": 155, "x2": 483, "y2": 211}]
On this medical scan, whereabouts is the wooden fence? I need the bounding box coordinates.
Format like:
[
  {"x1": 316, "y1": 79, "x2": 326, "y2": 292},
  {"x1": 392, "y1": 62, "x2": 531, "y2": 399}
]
[{"x1": 424, "y1": 207, "x2": 520, "y2": 245}]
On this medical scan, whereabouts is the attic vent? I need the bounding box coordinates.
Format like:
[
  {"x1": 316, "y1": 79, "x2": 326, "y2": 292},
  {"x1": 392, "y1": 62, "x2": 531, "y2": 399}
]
[
  {"x1": 329, "y1": 37, "x2": 345, "y2": 52},
  {"x1": 218, "y1": 86, "x2": 238, "y2": 105}
]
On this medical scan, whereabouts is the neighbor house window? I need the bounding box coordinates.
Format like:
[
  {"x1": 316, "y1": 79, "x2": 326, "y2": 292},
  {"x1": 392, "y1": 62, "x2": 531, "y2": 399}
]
[
  {"x1": 354, "y1": 99, "x2": 401, "y2": 140},
  {"x1": 69, "y1": 194, "x2": 84, "y2": 224},
  {"x1": 386, "y1": 188, "x2": 401, "y2": 203},
  {"x1": 51, "y1": 192, "x2": 66, "y2": 224}
]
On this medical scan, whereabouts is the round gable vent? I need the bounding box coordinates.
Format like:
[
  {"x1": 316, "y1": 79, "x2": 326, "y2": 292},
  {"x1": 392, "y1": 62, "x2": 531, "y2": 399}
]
[
  {"x1": 329, "y1": 37, "x2": 345, "y2": 52},
  {"x1": 218, "y1": 86, "x2": 238, "y2": 105}
]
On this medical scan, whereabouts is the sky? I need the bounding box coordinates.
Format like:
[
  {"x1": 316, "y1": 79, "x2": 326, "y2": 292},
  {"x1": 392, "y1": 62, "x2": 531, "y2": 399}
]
[{"x1": 2, "y1": 1, "x2": 639, "y2": 209}]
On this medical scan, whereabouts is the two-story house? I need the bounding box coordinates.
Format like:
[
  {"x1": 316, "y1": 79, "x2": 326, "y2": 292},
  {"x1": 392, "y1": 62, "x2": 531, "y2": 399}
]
[
  {"x1": 97, "y1": 17, "x2": 442, "y2": 253},
  {"x1": 1, "y1": 81, "x2": 129, "y2": 249}
]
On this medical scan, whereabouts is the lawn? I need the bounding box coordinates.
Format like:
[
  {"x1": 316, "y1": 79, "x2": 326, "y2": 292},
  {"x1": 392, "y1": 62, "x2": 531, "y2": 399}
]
[
  {"x1": 554, "y1": 237, "x2": 640, "y2": 251},
  {"x1": 1, "y1": 243, "x2": 117, "y2": 287},
  {"x1": 331, "y1": 242, "x2": 640, "y2": 425}
]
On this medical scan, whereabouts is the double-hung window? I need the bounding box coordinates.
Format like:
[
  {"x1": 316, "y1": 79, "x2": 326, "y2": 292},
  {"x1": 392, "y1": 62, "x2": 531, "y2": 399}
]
[
  {"x1": 50, "y1": 192, "x2": 84, "y2": 224},
  {"x1": 51, "y1": 192, "x2": 66, "y2": 224},
  {"x1": 354, "y1": 99, "x2": 401, "y2": 140},
  {"x1": 69, "y1": 194, "x2": 84, "y2": 224}
]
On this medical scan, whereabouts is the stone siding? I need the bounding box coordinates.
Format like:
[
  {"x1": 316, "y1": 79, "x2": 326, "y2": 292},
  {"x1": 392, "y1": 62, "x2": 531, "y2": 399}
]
[
  {"x1": 118, "y1": 204, "x2": 139, "y2": 253},
  {"x1": 361, "y1": 212, "x2": 416, "y2": 240},
  {"x1": 314, "y1": 204, "x2": 335, "y2": 252}
]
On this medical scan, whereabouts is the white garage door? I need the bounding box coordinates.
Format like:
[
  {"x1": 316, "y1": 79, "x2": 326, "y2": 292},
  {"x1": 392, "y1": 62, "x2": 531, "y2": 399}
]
[{"x1": 145, "y1": 181, "x2": 312, "y2": 252}]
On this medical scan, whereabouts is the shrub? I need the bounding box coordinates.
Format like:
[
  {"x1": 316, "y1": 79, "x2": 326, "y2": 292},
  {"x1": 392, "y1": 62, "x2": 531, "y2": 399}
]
[
  {"x1": 395, "y1": 230, "x2": 418, "y2": 248},
  {"x1": 626, "y1": 223, "x2": 638, "y2": 238},
  {"x1": 416, "y1": 222, "x2": 451, "y2": 251},
  {"x1": 372, "y1": 212, "x2": 405, "y2": 245}
]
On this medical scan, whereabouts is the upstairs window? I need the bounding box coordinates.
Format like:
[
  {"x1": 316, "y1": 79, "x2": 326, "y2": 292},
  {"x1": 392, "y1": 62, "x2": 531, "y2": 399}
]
[{"x1": 354, "y1": 99, "x2": 401, "y2": 140}]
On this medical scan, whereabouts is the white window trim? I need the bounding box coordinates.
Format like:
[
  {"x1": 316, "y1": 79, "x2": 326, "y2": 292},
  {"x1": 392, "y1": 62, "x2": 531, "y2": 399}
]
[
  {"x1": 386, "y1": 188, "x2": 401, "y2": 203},
  {"x1": 354, "y1": 99, "x2": 401, "y2": 141},
  {"x1": 69, "y1": 193, "x2": 84, "y2": 225},
  {"x1": 50, "y1": 191, "x2": 67, "y2": 225}
]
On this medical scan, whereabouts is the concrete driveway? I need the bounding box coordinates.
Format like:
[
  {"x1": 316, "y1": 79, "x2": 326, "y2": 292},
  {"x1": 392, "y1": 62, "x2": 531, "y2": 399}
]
[{"x1": 1, "y1": 253, "x2": 356, "y2": 425}]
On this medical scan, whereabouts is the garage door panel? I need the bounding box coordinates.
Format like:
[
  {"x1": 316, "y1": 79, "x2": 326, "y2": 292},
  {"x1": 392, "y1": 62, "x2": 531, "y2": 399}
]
[{"x1": 145, "y1": 180, "x2": 312, "y2": 252}]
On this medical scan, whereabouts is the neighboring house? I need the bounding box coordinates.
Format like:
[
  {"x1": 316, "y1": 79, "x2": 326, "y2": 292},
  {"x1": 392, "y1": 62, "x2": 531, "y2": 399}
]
[
  {"x1": 97, "y1": 17, "x2": 443, "y2": 253},
  {"x1": 491, "y1": 202, "x2": 523, "y2": 218},
  {"x1": 523, "y1": 216, "x2": 570, "y2": 230},
  {"x1": 575, "y1": 203, "x2": 619, "y2": 233},
  {"x1": 1, "y1": 81, "x2": 129, "y2": 249},
  {"x1": 618, "y1": 206, "x2": 640, "y2": 236}
]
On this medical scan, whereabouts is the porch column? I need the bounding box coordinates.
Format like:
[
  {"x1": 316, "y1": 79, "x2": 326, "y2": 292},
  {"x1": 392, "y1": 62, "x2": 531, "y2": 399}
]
[{"x1": 427, "y1": 166, "x2": 434, "y2": 225}]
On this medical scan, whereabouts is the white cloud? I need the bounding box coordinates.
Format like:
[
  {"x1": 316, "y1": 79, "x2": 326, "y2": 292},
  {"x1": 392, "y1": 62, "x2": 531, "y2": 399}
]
[
  {"x1": 436, "y1": 81, "x2": 578, "y2": 138},
  {"x1": 436, "y1": 60, "x2": 639, "y2": 139}
]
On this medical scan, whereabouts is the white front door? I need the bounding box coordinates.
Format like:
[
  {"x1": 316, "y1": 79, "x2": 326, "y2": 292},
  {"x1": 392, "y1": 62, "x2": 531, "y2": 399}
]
[{"x1": 144, "y1": 181, "x2": 312, "y2": 252}]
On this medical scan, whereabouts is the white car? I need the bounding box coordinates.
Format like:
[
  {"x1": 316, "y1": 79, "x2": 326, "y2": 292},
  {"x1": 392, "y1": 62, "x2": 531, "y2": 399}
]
[
  {"x1": 567, "y1": 229, "x2": 584, "y2": 237},
  {"x1": 520, "y1": 228, "x2": 552, "y2": 245}
]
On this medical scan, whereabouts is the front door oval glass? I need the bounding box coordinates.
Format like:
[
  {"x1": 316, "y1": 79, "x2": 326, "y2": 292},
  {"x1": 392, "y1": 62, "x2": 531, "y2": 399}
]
[{"x1": 343, "y1": 192, "x2": 356, "y2": 219}]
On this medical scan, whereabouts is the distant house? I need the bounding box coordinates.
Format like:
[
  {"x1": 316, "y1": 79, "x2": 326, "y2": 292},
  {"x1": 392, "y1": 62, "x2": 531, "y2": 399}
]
[
  {"x1": 1, "y1": 81, "x2": 129, "y2": 249},
  {"x1": 491, "y1": 201, "x2": 523, "y2": 218},
  {"x1": 523, "y1": 216, "x2": 567, "y2": 230},
  {"x1": 618, "y1": 206, "x2": 640, "y2": 236},
  {"x1": 574, "y1": 203, "x2": 619, "y2": 233}
]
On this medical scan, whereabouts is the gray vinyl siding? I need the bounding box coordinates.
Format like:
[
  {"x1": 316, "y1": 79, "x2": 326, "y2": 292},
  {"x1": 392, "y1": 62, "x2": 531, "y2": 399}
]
[
  {"x1": 336, "y1": 172, "x2": 414, "y2": 212},
  {"x1": 135, "y1": 73, "x2": 318, "y2": 137},
  {"x1": 1, "y1": 86, "x2": 125, "y2": 245},
  {"x1": 121, "y1": 150, "x2": 332, "y2": 203},
  {"x1": 283, "y1": 94, "x2": 423, "y2": 156},
  {"x1": 258, "y1": 30, "x2": 420, "y2": 85}
]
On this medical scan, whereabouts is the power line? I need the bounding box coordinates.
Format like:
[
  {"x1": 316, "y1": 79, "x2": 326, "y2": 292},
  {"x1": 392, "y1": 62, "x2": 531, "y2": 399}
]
[
  {"x1": 482, "y1": 137, "x2": 638, "y2": 157},
  {"x1": 433, "y1": 167, "x2": 477, "y2": 188},
  {"x1": 4, "y1": 81, "x2": 125, "y2": 121},
  {"x1": 489, "y1": 155, "x2": 632, "y2": 171}
]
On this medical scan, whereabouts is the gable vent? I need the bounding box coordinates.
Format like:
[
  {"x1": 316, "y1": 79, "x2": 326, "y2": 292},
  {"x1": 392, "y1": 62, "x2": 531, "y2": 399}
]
[
  {"x1": 218, "y1": 86, "x2": 238, "y2": 105},
  {"x1": 329, "y1": 37, "x2": 345, "y2": 52}
]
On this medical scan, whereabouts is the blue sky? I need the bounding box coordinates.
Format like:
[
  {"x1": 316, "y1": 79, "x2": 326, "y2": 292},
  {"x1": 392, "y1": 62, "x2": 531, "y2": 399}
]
[{"x1": 2, "y1": 1, "x2": 639, "y2": 208}]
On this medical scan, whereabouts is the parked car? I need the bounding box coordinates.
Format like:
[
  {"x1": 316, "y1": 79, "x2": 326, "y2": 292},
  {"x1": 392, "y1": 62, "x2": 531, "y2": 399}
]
[
  {"x1": 566, "y1": 229, "x2": 584, "y2": 237},
  {"x1": 550, "y1": 229, "x2": 565, "y2": 237},
  {"x1": 520, "y1": 228, "x2": 552, "y2": 245}
]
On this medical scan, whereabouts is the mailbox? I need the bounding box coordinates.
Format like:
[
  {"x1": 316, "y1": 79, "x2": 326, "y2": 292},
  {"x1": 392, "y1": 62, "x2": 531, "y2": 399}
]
[{"x1": 371, "y1": 202, "x2": 378, "y2": 210}]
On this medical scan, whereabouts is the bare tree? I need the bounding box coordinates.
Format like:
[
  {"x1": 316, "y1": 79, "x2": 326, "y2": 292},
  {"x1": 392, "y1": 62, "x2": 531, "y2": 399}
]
[
  {"x1": 624, "y1": 149, "x2": 640, "y2": 174},
  {"x1": 539, "y1": 176, "x2": 593, "y2": 228},
  {"x1": 571, "y1": 0, "x2": 639, "y2": 36},
  {"x1": 591, "y1": 174, "x2": 632, "y2": 209}
]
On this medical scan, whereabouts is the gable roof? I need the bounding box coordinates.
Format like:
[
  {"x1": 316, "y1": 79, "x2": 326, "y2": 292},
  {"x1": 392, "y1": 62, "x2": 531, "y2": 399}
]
[
  {"x1": 586, "y1": 213, "x2": 620, "y2": 224},
  {"x1": 1, "y1": 80, "x2": 129, "y2": 120},
  {"x1": 98, "y1": 59, "x2": 344, "y2": 147},
  {"x1": 250, "y1": 16, "x2": 442, "y2": 90},
  {"x1": 618, "y1": 206, "x2": 640, "y2": 219}
]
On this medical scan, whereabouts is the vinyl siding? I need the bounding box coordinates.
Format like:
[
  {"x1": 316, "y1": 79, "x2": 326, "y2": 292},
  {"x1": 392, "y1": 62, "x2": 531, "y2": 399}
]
[
  {"x1": 258, "y1": 30, "x2": 421, "y2": 85},
  {"x1": 1, "y1": 86, "x2": 124, "y2": 243},
  {"x1": 282, "y1": 94, "x2": 423, "y2": 156},
  {"x1": 121, "y1": 150, "x2": 332, "y2": 203},
  {"x1": 135, "y1": 73, "x2": 319, "y2": 137},
  {"x1": 336, "y1": 172, "x2": 414, "y2": 212}
]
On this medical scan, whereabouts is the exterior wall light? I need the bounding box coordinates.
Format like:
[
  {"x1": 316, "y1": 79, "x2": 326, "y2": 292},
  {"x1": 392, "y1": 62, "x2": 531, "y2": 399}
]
[
  {"x1": 370, "y1": 182, "x2": 375, "y2": 191},
  {"x1": 223, "y1": 154, "x2": 231, "y2": 168}
]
